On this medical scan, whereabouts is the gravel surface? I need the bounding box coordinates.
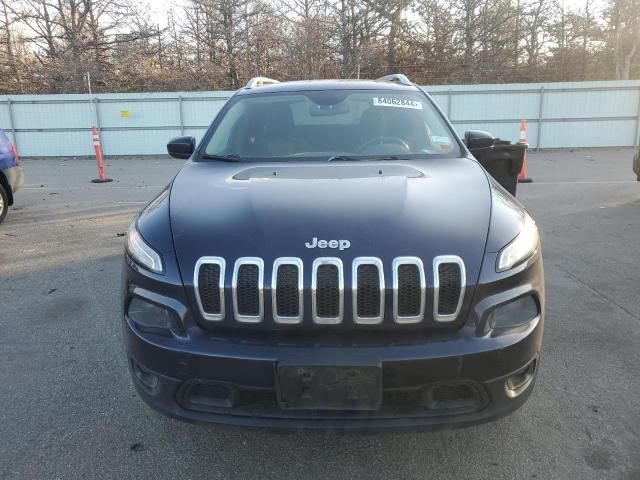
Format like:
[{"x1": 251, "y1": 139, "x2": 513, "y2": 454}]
[{"x1": 1, "y1": 149, "x2": 639, "y2": 479}]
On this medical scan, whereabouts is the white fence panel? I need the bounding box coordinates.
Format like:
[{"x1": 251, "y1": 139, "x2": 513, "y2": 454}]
[{"x1": 0, "y1": 80, "x2": 638, "y2": 156}]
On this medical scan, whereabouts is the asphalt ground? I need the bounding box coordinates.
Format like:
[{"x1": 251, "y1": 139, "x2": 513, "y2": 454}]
[{"x1": 1, "y1": 148, "x2": 639, "y2": 479}]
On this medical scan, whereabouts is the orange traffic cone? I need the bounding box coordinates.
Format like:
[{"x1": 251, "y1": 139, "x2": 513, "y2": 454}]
[
  {"x1": 91, "y1": 125, "x2": 113, "y2": 183},
  {"x1": 517, "y1": 119, "x2": 532, "y2": 183}
]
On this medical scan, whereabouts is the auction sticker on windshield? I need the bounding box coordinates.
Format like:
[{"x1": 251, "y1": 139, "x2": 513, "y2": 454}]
[{"x1": 373, "y1": 97, "x2": 423, "y2": 109}]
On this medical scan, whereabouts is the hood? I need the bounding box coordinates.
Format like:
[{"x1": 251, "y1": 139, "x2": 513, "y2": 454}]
[{"x1": 170, "y1": 158, "x2": 491, "y2": 292}]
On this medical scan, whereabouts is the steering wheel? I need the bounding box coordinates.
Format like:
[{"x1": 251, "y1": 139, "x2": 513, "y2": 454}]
[{"x1": 357, "y1": 136, "x2": 411, "y2": 154}]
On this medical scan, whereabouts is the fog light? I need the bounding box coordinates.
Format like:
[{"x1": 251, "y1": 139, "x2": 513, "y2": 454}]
[
  {"x1": 131, "y1": 359, "x2": 159, "y2": 392},
  {"x1": 488, "y1": 295, "x2": 538, "y2": 332},
  {"x1": 505, "y1": 359, "x2": 537, "y2": 398},
  {"x1": 128, "y1": 297, "x2": 174, "y2": 334}
]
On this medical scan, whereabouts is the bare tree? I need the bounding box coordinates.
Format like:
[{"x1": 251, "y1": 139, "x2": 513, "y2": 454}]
[
  {"x1": 608, "y1": 0, "x2": 640, "y2": 80},
  {"x1": 362, "y1": 0, "x2": 413, "y2": 73},
  {"x1": 521, "y1": 0, "x2": 552, "y2": 78},
  {"x1": 0, "y1": 0, "x2": 634, "y2": 94},
  {"x1": 13, "y1": 0, "x2": 155, "y2": 92},
  {"x1": 0, "y1": 0, "x2": 23, "y2": 91}
]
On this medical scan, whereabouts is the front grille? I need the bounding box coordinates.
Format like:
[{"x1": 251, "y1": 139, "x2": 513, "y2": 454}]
[
  {"x1": 397, "y1": 265, "x2": 421, "y2": 316},
  {"x1": 393, "y1": 257, "x2": 426, "y2": 323},
  {"x1": 353, "y1": 258, "x2": 384, "y2": 324},
  {"x1": 195, "y1": 256, "x2": 464, "y2": 326},
  {"x1": 357, "y1": 265, "x2": 380, "y2": 317},
  {"x1": 232, "y1": 258, "x2": 264, "y2": 322},
  {"x1": 315, "y1": 264, "x2": 340, "y2": 319},
  {"x1": 437, "y1": 264, "x2": 461, "y2": 315},
  {"x1": 276, "y1": 265, "x2": 299, "y2": 316},
  {"x1": 434, "y1": 256, "x2": 466, "y2": 322},
  {"x1": 273, "y1": 258, "x2": 303, "y2": 323},
  {"x1": 237, "y1": 265, "x2": 260, "y2": 315},
  {"x1": 198, "y1": 264, "x2": 221, "y2": 314},
  {"x1": 194, "y1": 257, "x2": 225, "y2": 321}
]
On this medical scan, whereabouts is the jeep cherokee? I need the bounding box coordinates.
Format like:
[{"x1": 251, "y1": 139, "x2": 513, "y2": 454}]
[{"x1": 122, "y1": 74, "x2": 544, "y2": 430}]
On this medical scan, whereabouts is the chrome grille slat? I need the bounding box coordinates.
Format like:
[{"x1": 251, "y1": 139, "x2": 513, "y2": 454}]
[
  {"x1": 272, "y1": 257, "x2": 303, "y2": 324},
  {"x1": 433, "y1": 255, "x2": 466, "y2": 322},
  {"x1": 392, "y1": 257, "x2": 426, "y2": 324},
  {"x1": 194, "y1": 257, "x2": 226, "y2": 322},
  {"x1": 312, "y1": 258, "x2": 344, "y2": 324},
  {"x1": 352, "y1": 257, "x2": 385, "y2": 325},
  {"x1": 232, "y1": 257, "x2": 264, "y2": 323}
]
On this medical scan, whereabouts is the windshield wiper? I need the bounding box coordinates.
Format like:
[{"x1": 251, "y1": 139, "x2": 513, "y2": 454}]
[
  {"x1": 200, "y1": 153, "x2": 242, "y2": 162},
  {"x1": 327, "y1": 155, "x2": 408, "y2": 162}
]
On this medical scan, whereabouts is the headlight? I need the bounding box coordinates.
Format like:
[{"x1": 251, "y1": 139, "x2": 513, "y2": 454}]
[
  {"x1": 496, "y1": 214, "x2": 539, "y2": 272},
  {"x1": 127, "y1": 220, "x2": 163, "y2": 273}
]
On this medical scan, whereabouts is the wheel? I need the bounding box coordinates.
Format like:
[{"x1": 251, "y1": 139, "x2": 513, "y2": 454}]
[{"x1": 0, "y1": 183, "x2": 7, "y2": 225}]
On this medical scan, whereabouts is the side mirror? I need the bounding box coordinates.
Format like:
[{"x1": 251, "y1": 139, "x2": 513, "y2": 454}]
[
  {"x1": 167, "y1": 136, "x2": 195, "y2": 159},
  {"x1": 464, "y1": 130, "x2": 496, "y2": 152}
]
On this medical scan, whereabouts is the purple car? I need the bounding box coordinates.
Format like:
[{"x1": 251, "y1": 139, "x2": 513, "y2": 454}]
[{"x1": 0, "y1": 128, "x2": 24, "y2": 224}]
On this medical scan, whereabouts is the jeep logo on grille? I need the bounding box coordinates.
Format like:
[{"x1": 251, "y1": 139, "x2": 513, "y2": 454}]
[{"x1": 305, "y1": 237, "x2": 351, "y2": 251}]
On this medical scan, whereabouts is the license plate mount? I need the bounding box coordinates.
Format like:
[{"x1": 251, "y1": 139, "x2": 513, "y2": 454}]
[{"x1": 276, "y1": 364, "x2": 382, "y2": 411}]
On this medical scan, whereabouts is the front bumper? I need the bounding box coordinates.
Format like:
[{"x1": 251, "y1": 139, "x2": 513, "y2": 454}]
[
  {"x1": 123, "y1": 240, "x2": 544, "y2": 430},
  {"x1": 124, "y1": 313, "x2": 542, "y2": 430}
]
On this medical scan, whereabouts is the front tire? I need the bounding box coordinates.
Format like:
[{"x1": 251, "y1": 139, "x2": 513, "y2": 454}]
[{"x1": 0, "y1": 183, "x2": 8, "y2": 225}]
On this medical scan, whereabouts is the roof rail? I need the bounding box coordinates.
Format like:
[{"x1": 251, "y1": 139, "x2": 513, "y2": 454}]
[
  {"x1": 376, "y1": 74, "x2": 413, "y2": 87},
  {"x1": 244, "y1": 77, "x2": 280, "y2": 89}
]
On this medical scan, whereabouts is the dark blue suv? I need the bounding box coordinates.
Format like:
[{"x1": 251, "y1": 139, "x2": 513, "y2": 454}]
[
  {"x1": 0, "y1": 128, "x2": 24, "y2": 225},
  {"x1": 122, "y1": 75, "x2": 544, "y2": 430}
]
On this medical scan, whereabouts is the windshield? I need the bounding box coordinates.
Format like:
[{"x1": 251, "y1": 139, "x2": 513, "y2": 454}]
[{"x1": 203, "y1": 89, "x2": 461, "y2": 161}]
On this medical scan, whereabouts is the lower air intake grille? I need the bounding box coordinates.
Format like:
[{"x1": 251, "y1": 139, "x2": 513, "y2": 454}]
[
  {"x1": 437, "y1": 263, "x2": 462, "y2": 316},
  {"x1": 397, "y1": 264, "x2": 421, "y2": 317},
  {"x1": 236, "y1": 264, "x2": 260, "y2": 316},
  {"x1": 275, "y1": 264, "x2": 300, "y2": 317},
  {"x1": 357, "y1": 264, "x2": 381, "y2": 318},
  {"x1": 198, "y1": 264, "x2": 221, "y2": 314},
  {"x1": 316, "y1": 264, "x2": 340, "y2": 318}
]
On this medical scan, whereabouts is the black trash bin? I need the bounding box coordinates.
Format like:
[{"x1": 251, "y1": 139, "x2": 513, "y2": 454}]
[{"x1": 466, "y1": 131, "x2": 527, "y2": 196}]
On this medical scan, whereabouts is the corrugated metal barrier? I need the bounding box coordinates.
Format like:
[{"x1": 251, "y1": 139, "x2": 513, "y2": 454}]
[{"x1": 1, "y1": 80, "x2": 639, "y2": 157}]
